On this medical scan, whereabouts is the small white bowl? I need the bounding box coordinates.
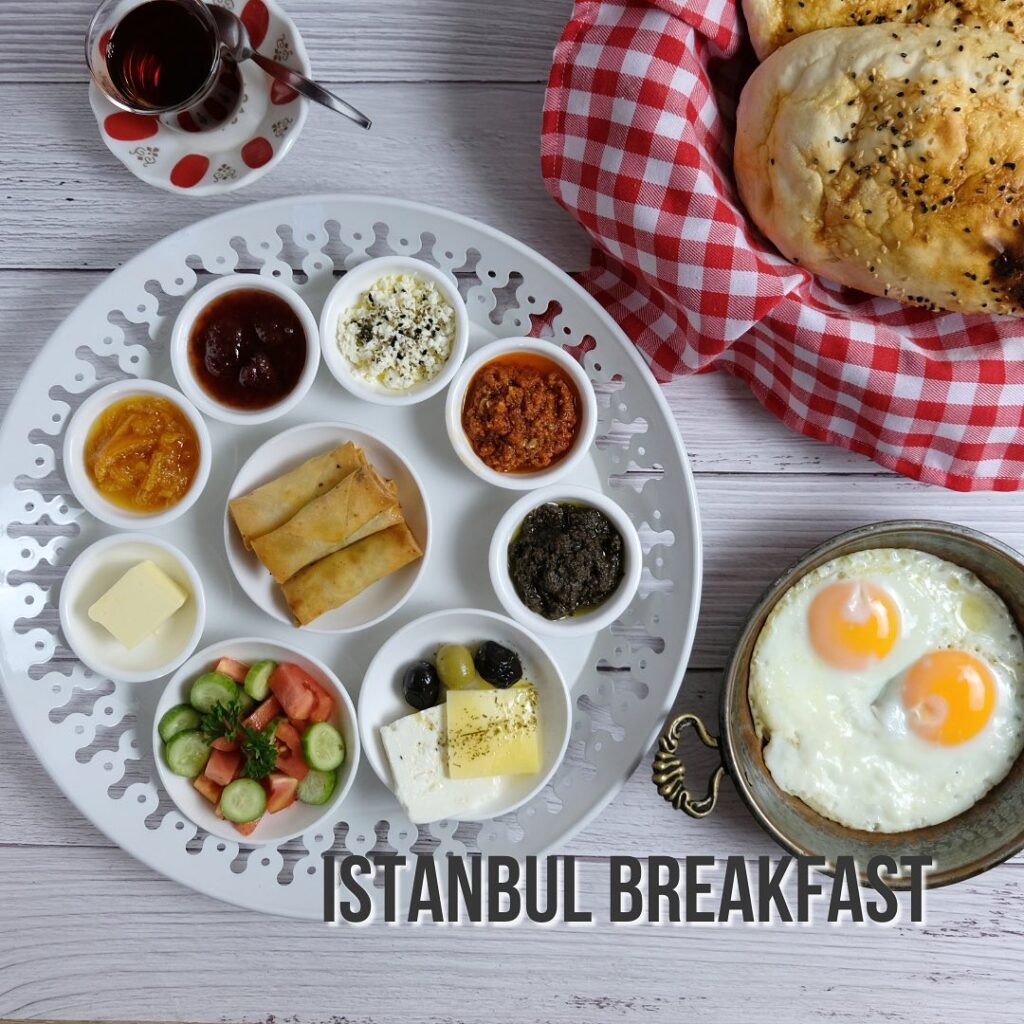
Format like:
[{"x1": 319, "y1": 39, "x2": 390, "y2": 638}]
[
  {"x1": 444, "y1": 337, "x2": 598, "y2": 490},
  {"x1": 358, "y1": 608, "x2": 572, "y2": 824},
  {"x1": 153, "y1": 637, "x2": 361, "y2": 848},
  {"x1": 170, "y1": 274, "x2": 321, "y2": 426},
  {"x1": 59, "y1": 533, "x2": 206, "y2": 683},
  {"x1": 224, "y1": 422, "x2": 431, "y2": 634},
  {"x1": 489, "y1": 485, "x2": 643, "y2": 639},
  {"x1": 319, "y1": 255, "x2": 469, "y2": 406},
  {"x1": 63, "y1": 379, "x2": 212, "y2": 530}
]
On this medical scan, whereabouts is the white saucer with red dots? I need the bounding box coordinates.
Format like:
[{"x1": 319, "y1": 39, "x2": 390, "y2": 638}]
[{"x1": 89, "y1": 0, "x2": 309, "y2": 197}]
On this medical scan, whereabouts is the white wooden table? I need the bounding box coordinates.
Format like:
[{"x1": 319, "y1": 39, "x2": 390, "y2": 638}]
[{"x1": 1, "y1": 3, "x2": 1022, "y2": 1021}]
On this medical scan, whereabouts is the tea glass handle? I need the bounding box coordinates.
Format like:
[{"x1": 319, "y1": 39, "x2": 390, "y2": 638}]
[
  {"x1": 250, "y1": 53, "x2": 372, "y2": 130},
  {"x1": 652, "y1": 712, "x2": 726, "y2": 818}
]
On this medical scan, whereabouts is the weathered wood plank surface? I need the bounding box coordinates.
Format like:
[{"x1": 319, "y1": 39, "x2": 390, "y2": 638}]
[
  {"x1": 0, "y1": 846, "x2": 1020, "y2": 1024},
  {"x1": 1, "y1": 0, "x2": 571, "y2": 84},
  {"x1": 0, "y1": 83, "x2": 590, "y2": 272},
  {"x1": 2, "y1": 2, "x2": 1021, "y2": 1021}
]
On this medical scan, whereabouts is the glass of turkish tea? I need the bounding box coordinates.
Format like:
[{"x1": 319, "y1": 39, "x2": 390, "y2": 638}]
[{"x1": 86, "y1": 0, "x2": 244, "y2": 133}]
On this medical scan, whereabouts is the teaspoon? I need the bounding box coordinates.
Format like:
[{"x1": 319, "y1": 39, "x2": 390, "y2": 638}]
[{"x1": 209, "y1": 6, "x2": 372, "y2": 130}]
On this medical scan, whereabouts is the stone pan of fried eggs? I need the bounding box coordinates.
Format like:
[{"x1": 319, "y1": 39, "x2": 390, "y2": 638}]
[{"x1": 749, "y1": 548, "x2": 1024, "y2": 833}]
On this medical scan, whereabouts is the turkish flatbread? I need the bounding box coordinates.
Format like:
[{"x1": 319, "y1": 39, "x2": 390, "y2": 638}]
[{"x1": 734, "y1": 24, "x2": 1024, "y2": 316}]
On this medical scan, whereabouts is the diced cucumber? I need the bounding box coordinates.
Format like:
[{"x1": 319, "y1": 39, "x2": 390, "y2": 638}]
[
  {"x1": 164, "y1": 729, "x2": 211, "y2": 777},
  {"x1": 244, "y1": 659, "x2": 277, "y2": 701},
  {"x1": 189, "y1": 671, "x2": 239, "y2": 713},
  {"x1": 301, "y1": 722, "x2": 345, "y2": 771},
  {"x1": 219, "y1": 778, "x2": 267, "y2": 823},
  {"x1": 158, "y1": 704, "x2": 201, "y2": 743},
  {"x1": 237, "y1": 690, "x2": 256, "y2": 715},
  {"x1": 297, "y1": 768, "x2": 337, "y2": 806}
]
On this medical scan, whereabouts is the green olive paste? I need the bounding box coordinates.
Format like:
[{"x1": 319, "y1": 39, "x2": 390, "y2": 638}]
[{"x1": 509, "y1": 502, "x2": 625, "y2": 620}]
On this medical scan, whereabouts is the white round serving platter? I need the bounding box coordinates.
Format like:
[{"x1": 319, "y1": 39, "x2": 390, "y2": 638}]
[{"x1": 0, "y1": 195, "x2": 702, "y2": 920}]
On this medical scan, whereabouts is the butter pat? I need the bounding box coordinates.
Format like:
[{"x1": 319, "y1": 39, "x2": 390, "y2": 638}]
[
  {"x1": 446, "y1": 684, "x2": 541, "y2": 779},
  {"x1": 380, "y1": 705, "x2": 499, "y2": 824},
  {"x1": 88, "y1": 560, "x2": 187, "y2": 649}
]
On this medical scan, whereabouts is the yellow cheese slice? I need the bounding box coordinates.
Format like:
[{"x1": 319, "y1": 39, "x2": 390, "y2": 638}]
[
  {"x1": 446, "y1": 684, "x2": 541, "y2": 779},
  {"x1": 88, "y1": 560, "x2": 188, "y2": 649}
]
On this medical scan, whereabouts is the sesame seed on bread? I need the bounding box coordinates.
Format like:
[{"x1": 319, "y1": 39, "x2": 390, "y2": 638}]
[
  {"x1": 742, "y1": 0, "x2": 1024, "y2": 61},
  {"x1": 734, "y1": 24, "x2": 1024, "y2": 316}
]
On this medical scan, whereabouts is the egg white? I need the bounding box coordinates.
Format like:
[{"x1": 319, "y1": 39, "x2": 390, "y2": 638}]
[{"x1": 749, "y1": 548, "x2": 1024, "y2": 832}]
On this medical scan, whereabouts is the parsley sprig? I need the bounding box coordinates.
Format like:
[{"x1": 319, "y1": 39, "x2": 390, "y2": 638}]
[
  {"x1": 198, "y1": 698, "x2": 243, "y2": 742},
  {"x1": 239, "y1": 726, "x2": 278, "y2": 780},
  {"x1": 198, "y1": 696, "x2": 280, "y2": 780}
]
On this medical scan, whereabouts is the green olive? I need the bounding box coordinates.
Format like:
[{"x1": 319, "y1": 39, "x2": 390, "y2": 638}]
[{"x1": 436, "y1": 643, "x2": 476, "y2": 690}]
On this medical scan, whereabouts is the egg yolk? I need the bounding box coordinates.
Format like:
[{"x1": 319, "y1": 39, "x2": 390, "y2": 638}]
[
  {"x1": 902, "y1": 650, "x2": 996, "y2": 746},
  {"x1": 807, "y1": 580, "x2": 900, "y2": 670}
]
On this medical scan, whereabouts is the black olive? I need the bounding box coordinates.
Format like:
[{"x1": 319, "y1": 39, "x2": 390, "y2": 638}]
[
  {"x1": 403, "y1": 660, "x2": 440, "y2": 710},
  {"x1": 473, "y1": 641, "x2": 522, "y2": 688}
]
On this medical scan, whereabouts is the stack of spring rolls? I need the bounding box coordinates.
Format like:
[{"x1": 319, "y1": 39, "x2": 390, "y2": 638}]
[{"x1": 229, "y1": 442, "x2": 422, "y2": 626}]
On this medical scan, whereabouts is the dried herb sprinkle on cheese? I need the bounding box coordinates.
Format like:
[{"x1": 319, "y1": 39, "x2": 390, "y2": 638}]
[{"x1": 338, "y1": 273, "x2": 456, "y2": 391}]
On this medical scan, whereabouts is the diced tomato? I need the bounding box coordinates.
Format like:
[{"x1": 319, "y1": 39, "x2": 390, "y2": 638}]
[
  {"x1": 289, "y1": 718, "x2": 309, "y2": 733},
  {"x1": 215, "y1": 657, "x2": 249, "y2": 683},
  {"x1": 268, "y1": 662, "x2": 334, "y2": 722},
  {"x1": 213, "y1": 801, "x2": 225, "y2": 820},
  {"x1": 211, "y1": 735, "x2": 239, "y2": 752},
  {"x1": 264, "y1": 772, "x2": 298, "y2": 812},
  {"x1": 234, "y1": 816, "x2": 262, "y2": 836},
  {"x1": 274, "y1": 720, "x2": 309, "y2": 780},
  {"x1": 275, "y1": 720, "x2": 301, "y2": 749},
  {"x1": 269, "y1": 663, "x2": 317, "y2": 720},
  {"x1": 193, "y1": 774, "x2": 223, "y2": 805},
  {"x1": 308, "y1": 684, "x2": 335, "y2": 723},
  {"x1": 275, "y1": 750, "x2": 308, "y2": 781},
  {"x1": 243, "y1": 695, "x2": 281, "y2": 731},
  {"x1": 205, "y1": 747, "x2": 242, "y2": 786}
]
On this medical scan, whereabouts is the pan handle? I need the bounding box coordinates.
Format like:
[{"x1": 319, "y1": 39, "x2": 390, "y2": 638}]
[{"x1": 652, "y1": 712, "x2": 726, "y2": 818}]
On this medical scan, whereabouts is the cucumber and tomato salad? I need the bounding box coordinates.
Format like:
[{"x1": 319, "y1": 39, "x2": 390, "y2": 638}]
[{"x1": 159, "y1": 657, "x2": 346, "y2": 837}]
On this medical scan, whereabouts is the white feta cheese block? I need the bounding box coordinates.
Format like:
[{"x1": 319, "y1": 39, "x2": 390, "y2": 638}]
[
  {"x1": 379, "y1": 705, "x2": 500, "y2": 824},
  {"x1": 87, "y1": 560, "x2": 188, "y2": 649}
]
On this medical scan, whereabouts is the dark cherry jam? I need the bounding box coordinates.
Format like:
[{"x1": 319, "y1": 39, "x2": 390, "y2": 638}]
[{"x1": 188, "y1": 288, "x2": 307, "y2": 410}]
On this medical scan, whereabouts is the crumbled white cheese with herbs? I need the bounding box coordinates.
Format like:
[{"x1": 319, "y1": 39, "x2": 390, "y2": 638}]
[{"x1": 338, "y1": 273, "x2": 456, "y2": 391}]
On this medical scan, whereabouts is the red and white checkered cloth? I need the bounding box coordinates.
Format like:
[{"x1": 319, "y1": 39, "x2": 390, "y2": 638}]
[{"x1": 541, "y1": 0, "x2": 1024, "y2": 491}]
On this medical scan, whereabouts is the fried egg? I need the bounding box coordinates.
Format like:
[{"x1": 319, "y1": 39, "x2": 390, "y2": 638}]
[{"x1": 749, "y1": 548, "x2": 1024, "y2": 832}]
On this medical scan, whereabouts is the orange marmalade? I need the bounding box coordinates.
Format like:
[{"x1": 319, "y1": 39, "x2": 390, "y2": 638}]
[{"x1": 84, "y1": 395, "x2": 200, "y2": 512}]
